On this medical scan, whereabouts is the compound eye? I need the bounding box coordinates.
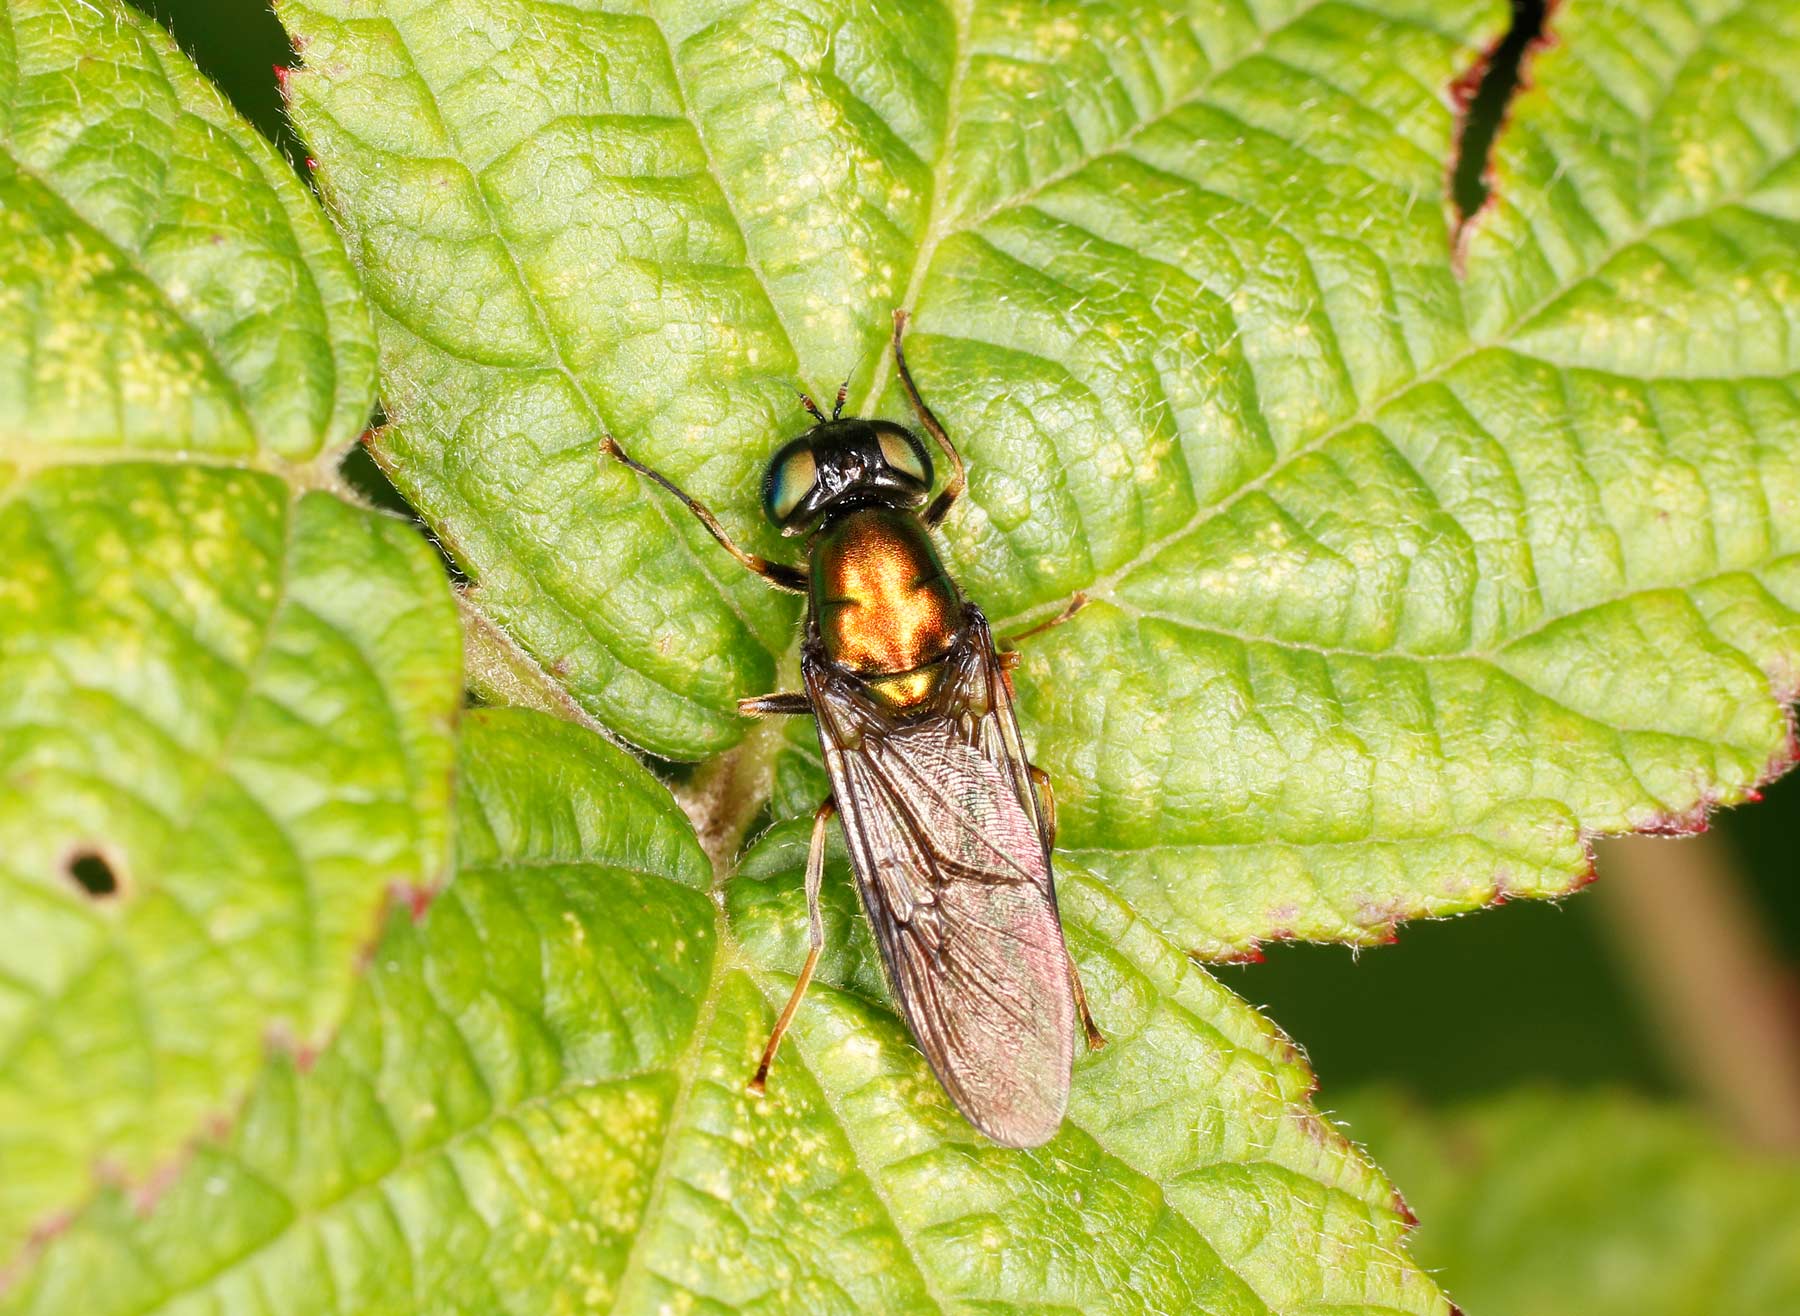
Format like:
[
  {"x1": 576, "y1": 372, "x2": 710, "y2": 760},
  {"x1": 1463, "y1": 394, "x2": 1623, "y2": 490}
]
[
  {"x1": 878, "y1": 429, "x2": 930, "y2": 485},
  {"x1": 767, "y1": 446, "x2": 817, "y2": 523}
]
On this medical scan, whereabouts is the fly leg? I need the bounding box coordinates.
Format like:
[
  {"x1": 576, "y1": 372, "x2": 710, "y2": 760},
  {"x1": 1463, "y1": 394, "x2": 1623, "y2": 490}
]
[
  {"x1": 750, "y1": 797, "x2": 836, "y2": 1094},
  {"x1": 1000, "y1": 592, "x2": 1088, "y2": 652},
  {"x1": 996, "y1": 593, "x2": 1087, "y2": 688},
  {"x1": 1067, "y1": 954, "x2": 1107, "y2": 1053},
  {"x1": 1027, "y1": 763, "x2": 1058, "y2": 847},
  {"x1": 602, "y1": 435, "x2": 807, "y2": 592},
  {"x1": 739, "y1": 692, "x2": 812, "y2": 717},
  {"x1": 1029, "y1": 763, "x2": 1107, "y2": 1053},
  {"x1": 892, "y1": 309, "x2": 966, "y2": 529}
]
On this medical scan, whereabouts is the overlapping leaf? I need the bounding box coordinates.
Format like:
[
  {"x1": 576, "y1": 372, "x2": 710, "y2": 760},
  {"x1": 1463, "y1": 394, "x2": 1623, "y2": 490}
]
[
  {"x1": 9, "y1": 0, "x2": 1800, "y2": 1306},
  {"x1": 1344, "y1": 1090, "x2": 1800, "y2": 1315},
  {"x1": 281, "y1": 0, "x2": 1800, "y2": 962},
  {"x1": 0, "y1": 0, "x2": 461, "y2": 1261},
  {"x1": 5, "y1": 709, "x2": 1454, "y2": 1316}
]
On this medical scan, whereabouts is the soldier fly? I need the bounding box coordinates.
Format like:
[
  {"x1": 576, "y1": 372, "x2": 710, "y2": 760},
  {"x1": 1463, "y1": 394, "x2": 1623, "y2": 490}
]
[{"x1": 603, "y1": 311, "x2": 1103, "y2": 1147}]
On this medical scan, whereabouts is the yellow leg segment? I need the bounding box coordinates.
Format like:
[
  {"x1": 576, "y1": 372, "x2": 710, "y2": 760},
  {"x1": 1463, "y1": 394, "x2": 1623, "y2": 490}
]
[{"x1": 749, "y1": 798, "x2": 835, "y2": 1093}]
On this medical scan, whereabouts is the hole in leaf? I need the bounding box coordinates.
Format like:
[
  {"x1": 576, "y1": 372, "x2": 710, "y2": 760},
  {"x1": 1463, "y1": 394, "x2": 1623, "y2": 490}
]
[
  {"x1": 1450, "y1": 0, "x2": 1552, "y2": 229},
  {"x1": 64, "y1": 848, "x2": 122, "y2": 899}
]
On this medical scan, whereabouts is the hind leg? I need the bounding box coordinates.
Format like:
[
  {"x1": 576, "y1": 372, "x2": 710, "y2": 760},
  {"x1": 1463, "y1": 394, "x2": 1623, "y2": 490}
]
[
  {"x1": 749, "y1": 797, "x2": 836, "y2": 1093},
  {"x1": 1028, "y1": 763, "x2": 1106, "y2": 1052}
]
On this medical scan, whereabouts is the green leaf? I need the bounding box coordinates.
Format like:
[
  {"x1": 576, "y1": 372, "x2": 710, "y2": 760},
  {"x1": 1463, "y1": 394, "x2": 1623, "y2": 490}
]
[
  {"x1": 280, "y1": 0, "x2": 1800, "y2": 959},
  {"x1": 0, "y1": 0, "x2": 461, "y2": 1260},
  {"x1": 0, "y1": 0, "x2": 374, "y2": 468},
  {"x1": 5, "y1": 707, "x2": 1456, "y2": 1315},
  {"x1": 1341, "y1": 1089, "x2": 1800, "y2": 1316}
]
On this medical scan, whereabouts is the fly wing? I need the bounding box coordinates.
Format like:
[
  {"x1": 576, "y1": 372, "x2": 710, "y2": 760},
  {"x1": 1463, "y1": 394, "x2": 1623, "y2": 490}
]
[{"x1": 805, "y1": 608, "x2": 1076, "y2": 1148}]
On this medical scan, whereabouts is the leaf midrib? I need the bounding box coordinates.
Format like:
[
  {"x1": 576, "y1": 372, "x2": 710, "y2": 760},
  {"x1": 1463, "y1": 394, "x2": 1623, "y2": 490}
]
[
  {"x1": 359, "y1": 6, "x2": 772, "y2": 668},
  {"x1": 855, "y1": 0, "x2": 1402, "y2": 416},
  {"x1": 731, "y1": 940, "x2": 1429, "y2": 1316},
  {"x1": 0, "y1": 142, "x2": 268, "y2": 456},
  {"x1": 602, "y1": 924, "x2": 727, "y2": 1316},
  {"x1": 642, "y1": 3, "x2": 809, "y2": 397},
  {"x1": 131, "y1": 14, "x2": 359, "y2": 461},
  {"x1": 994, "y1": 180, "x2": 1800, "y2": 643},
  {"x1": 1100, "y1": 559, "x2": 1793, "y2": 692},
  {"x1": 78, "y1": 844, "x2": 1437, "y2": 1316}
]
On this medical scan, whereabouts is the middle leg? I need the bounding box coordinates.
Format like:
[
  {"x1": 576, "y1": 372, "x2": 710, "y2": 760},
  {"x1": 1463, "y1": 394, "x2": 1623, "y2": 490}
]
[
  {"x1": 739, "y1": 692, "x2": 812, "y2": 717},
  {"x1": 1001, "y1": 592, "x2": 1088, "y2": 650}
]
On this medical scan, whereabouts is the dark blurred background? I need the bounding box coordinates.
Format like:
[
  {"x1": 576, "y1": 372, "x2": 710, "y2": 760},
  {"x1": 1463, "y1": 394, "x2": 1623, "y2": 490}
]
[{"x1": 143, "y1": 0, "x2": 1800, "y2": 1119}]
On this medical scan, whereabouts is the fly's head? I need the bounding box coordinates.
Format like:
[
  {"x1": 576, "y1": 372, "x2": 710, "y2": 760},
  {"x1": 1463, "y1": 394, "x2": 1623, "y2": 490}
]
[{"x1": 762, "y1": 418, "x2": 933, "y2": 536}]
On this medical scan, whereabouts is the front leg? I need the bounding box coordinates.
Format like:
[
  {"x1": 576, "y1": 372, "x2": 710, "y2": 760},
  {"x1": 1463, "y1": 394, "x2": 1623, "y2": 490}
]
[
  {"x1": 892, "y1": 310, "x2": 966, "y2": 529},
  {"x1": 602, "y1": 435, "x2": 807, "y2": 592},
  {"x1": 739, "y1": 692, "x2": 812, "y2": 717}
]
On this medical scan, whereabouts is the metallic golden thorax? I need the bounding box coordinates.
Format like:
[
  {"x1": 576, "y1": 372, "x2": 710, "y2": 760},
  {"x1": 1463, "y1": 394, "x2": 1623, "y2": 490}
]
[{"x1": 812, "y1": 507, "x2": 959, "y2": 701}]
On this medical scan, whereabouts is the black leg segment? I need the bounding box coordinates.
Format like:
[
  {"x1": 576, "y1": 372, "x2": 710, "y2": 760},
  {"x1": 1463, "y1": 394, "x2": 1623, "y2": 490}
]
[
  {"x1": 739, "y1": 692, "x2": 813, "y2": 717},
  {"x1": 602, "y1": 435, "x2": 807, "y2": 592},
  {"x1": 892, "y1": 309, "x2": 966, "y2": 529}
]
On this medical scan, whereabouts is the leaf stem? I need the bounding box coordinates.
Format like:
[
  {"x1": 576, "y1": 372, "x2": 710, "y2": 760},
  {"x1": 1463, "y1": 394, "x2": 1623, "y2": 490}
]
[
  {"x1": 672, "y1": 643, "x2": 804, "y2": 883},
  {"x1": 1593, "y1": 834, "x2": 1800, "y2": 1149}
]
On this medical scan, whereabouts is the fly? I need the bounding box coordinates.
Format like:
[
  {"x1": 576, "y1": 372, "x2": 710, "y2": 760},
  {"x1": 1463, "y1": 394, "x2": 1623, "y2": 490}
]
[{"x1": 603, "y1": 311, "x2": 1104, "y2": 1148}]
